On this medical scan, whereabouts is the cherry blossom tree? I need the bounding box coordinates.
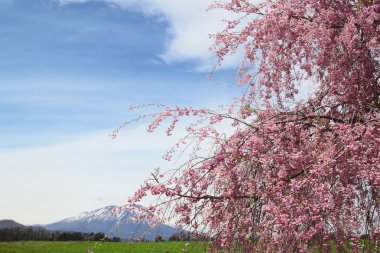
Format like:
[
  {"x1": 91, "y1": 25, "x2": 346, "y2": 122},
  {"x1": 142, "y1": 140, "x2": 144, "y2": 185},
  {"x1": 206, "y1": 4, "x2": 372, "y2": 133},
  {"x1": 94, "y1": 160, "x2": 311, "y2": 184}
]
[{"x1": 119, "y1": 0, "x2": 379, "y2": 252}]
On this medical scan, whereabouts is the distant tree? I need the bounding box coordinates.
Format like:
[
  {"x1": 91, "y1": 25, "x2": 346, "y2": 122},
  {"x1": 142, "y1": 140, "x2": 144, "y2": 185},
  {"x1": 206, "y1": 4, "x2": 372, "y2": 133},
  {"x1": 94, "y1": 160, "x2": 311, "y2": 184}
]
[
  {"x1": 136, "y1": 236, "x2": 146, "y2": 242},
  {"x1": 168, "y1": 233, "x2": 180, "y2": 242},
  {"x1": 87, "y1": 232, "x2": 94, "y2": 241},
  {"x1": 111, "y1": 236, "x2": 121, "y2": 242},
  {"x1": 93, "y1": 232, "x2": 106, "y2": 241},
  {"x1": 168, "y1": 231, "x2": 193, "y2": 241},
  {"x1": 0, "y1": 227, "x2": 118, "y2": 242},
  {"x1": 155, "y1": 235, "x2": 163, "y2": 242}
]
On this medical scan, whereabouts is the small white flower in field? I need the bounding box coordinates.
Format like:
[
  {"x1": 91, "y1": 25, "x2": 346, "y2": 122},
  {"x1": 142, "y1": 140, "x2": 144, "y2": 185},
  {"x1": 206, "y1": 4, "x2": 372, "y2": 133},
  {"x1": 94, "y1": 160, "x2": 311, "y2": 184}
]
[
  {"x1": 182, "y1": 243, "x2": 190, "y2": 253},
  {"x1": 87, "y1": 250, "x2": 94, "y2": 253}
]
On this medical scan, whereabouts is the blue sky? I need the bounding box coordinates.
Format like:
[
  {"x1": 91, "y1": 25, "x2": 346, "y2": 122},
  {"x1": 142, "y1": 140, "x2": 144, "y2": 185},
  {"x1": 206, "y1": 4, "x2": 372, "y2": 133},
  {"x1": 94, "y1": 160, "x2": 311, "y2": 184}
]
[
  {"x1": 0, "y1": 0, "x2": 240, "y2": 147},
  {"x1": 0, "y1": 0, "x2": 244, "y2": 224}
]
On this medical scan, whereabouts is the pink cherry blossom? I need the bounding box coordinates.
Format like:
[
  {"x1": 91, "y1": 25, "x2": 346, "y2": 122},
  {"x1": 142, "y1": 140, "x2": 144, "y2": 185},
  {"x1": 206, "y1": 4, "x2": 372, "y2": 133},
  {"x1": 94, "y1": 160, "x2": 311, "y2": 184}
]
[{"x1": 118, "y1": 0, "x2": 380, "y2": 252}]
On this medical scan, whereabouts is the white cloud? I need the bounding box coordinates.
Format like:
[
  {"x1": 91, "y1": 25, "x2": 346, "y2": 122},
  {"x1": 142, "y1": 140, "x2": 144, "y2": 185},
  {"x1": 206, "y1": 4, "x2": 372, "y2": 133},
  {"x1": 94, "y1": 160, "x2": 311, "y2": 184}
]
[
  {"x1": 58, "y1": 0, "x2": 249, "y2": 71},
  {"x1": 0, "y1": 124, "x2": 183, "y2": 224}
]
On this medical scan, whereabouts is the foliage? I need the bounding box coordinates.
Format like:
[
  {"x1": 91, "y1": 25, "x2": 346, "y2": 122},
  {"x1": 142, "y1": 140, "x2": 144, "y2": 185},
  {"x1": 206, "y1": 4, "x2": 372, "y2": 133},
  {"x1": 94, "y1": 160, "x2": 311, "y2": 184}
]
[
  {"x1": 155, "y1": 235, "x2": 164, "y2": 242},
  {"x1": 168, "y1": 231, "x2": 193, "y2": 242},
  {"x1": 121, "y1": 0, "x2": 380, "y2": 252},
  {"x1": 0, "y1": 227, "x2": 120, "y2": 242}
]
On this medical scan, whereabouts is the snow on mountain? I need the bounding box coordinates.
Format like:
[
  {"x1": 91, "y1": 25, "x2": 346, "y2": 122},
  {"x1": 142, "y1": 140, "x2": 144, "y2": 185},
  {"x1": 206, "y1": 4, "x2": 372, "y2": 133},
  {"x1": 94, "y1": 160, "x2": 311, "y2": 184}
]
[
  {"x1": 61, "y1": 205, "x2": 132, "y2": 223},
  {"x1": 43, "y1": 205, "x2": 179, "y2": 241}
]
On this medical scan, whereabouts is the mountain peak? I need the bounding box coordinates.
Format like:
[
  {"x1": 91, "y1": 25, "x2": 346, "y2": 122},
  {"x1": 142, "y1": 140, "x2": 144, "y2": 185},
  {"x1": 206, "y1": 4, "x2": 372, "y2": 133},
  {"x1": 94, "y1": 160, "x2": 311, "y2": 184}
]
[
  {"x1": 43, "y1": 205, "x2": 179, "y2": 241},
  {"x1": 0, "y1": 219, "x2": 26, "y2": 229},
  {"x1": 60, "y1": 205, "x2": 134, "y2": 224}
]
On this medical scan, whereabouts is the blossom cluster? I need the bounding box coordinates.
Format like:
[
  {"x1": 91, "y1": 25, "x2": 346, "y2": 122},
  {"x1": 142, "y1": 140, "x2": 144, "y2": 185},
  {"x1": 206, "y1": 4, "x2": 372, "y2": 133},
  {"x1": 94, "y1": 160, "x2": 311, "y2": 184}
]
[{"x1": 126, "y1": 0, "x2": 380, "y2": 252}]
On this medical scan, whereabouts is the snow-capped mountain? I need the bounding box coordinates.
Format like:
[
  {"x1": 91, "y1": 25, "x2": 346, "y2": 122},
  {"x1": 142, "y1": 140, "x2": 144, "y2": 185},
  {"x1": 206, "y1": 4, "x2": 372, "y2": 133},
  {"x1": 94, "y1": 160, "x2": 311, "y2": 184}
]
[{"x1": 43, "y1": 205, "x2": 179, "y2": 241}]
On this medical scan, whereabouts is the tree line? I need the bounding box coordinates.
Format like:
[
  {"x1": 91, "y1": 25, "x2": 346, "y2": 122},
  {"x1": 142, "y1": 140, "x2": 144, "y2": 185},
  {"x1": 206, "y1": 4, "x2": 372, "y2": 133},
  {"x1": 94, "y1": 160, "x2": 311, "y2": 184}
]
[{"x1": 0, "y1": 227, "x2": 121, "y2": 242}]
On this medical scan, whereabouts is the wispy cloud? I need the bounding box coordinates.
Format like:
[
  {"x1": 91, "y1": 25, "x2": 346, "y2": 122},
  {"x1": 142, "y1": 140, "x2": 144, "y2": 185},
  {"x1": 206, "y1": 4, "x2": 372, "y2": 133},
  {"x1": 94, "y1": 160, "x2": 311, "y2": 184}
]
[
  {"x1": 0, "y1": 124, "x2": 183, "y2": 224},
  {"x1": 58, "y1": 0, "x2": 248, "y2": 71}
]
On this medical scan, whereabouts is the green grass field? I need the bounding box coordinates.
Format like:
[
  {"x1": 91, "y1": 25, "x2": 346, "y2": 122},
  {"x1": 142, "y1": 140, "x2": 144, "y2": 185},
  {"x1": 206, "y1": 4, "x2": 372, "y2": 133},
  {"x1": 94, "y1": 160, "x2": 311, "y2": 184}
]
[
  {"x1": 0, "y1": 241, "x2": 207, "y2": 253},
  {"x1": 1, "y1": 240, "x2": 378, "y2": 252}
]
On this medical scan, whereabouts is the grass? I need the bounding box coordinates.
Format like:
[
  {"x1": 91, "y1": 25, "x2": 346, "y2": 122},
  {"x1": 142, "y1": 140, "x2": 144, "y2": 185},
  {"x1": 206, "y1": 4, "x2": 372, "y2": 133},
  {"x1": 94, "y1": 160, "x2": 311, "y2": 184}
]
[
  {"x1": 0, "y1": 241, "x2": 207, "y2": 253},
  {"x1": 309, "y1": 239, "x2": 380, "y2": 253},
  {"x1": 2, "y1": 240, "x2": 378, "y2": 252}
]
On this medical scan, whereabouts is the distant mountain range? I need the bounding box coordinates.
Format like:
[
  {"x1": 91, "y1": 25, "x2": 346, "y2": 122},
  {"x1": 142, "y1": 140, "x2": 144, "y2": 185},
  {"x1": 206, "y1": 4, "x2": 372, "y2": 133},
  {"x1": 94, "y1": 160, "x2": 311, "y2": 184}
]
[
  {"x1": 42, "y1": 205, "x2": 180, "y2": 241},
  {"x1": 0, "y1": 220, "x2": 26, "y2": 229}
]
